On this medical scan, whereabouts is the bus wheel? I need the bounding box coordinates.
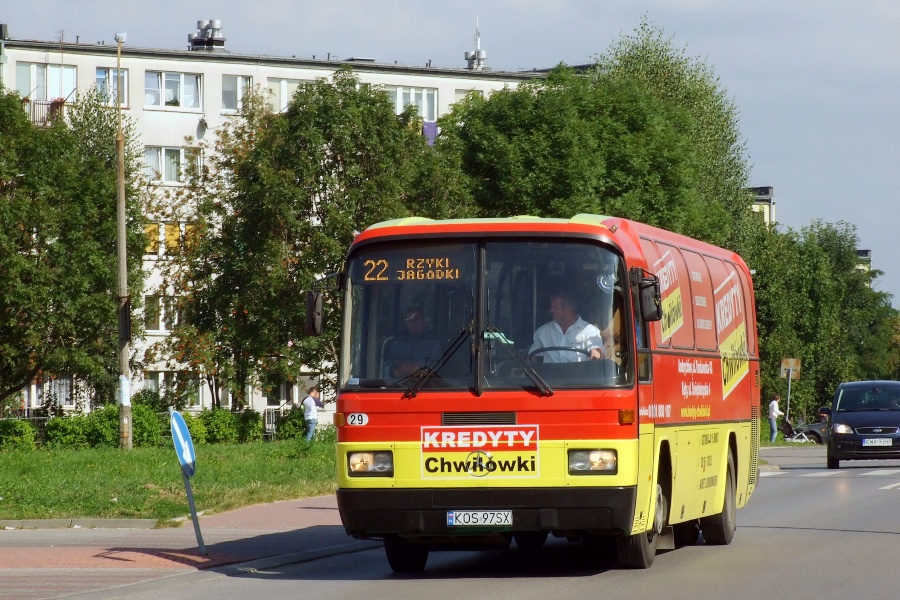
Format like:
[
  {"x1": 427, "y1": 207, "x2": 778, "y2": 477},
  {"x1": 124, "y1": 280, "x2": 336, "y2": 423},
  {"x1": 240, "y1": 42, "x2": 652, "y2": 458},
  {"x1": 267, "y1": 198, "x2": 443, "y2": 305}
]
[
  {"x1": 700, "y1": 451, "x2": 736, "y2": 545},
  {"x1": 383, "y1": 536, "x2": 428, "y2": 574},
  {"x1": 616, "y1": 482, "x2": 666, "y2": 568}
]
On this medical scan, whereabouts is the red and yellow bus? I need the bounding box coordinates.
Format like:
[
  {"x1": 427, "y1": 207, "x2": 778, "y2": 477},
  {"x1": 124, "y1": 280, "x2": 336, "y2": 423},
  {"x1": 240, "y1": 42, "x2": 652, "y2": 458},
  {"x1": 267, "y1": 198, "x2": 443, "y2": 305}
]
[{"x1": 309, "y1": 214, "x2": 760, "y2": 572}]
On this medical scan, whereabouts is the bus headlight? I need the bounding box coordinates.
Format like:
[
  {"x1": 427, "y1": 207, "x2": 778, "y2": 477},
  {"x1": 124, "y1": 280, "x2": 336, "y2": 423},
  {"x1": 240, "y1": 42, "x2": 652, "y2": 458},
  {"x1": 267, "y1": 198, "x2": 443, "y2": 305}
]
[
  {"x1": 348, "y1": 451, "x2": 394, "y2": 476},
  {"x1": 568, "y1": 449, "x2": 617, "y2": 474}
]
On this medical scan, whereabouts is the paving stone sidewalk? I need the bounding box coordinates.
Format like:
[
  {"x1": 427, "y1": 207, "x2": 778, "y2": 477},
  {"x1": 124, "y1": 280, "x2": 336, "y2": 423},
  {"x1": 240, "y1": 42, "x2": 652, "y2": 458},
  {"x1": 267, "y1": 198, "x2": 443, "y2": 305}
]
[{"x1": 0, "y1": 494, "x2": 379, "y2": 600}]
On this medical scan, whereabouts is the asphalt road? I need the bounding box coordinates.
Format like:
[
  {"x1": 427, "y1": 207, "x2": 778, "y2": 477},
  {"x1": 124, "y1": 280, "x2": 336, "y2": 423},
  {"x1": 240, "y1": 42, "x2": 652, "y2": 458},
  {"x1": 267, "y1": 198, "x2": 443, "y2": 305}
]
[{"x1": 47, "y1": 445, "x2": 900, "y2": 600}]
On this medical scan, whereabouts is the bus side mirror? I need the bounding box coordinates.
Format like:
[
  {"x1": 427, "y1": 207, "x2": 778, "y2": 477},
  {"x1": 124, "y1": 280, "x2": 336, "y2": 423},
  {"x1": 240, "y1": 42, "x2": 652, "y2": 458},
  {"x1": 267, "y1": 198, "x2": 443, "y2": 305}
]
[
  {"x1": 305, "y1": 291, "x2": 323, "y2": 336},
  {"x1": 639, "y1": 278, "x2": 662, "y2": 322}
]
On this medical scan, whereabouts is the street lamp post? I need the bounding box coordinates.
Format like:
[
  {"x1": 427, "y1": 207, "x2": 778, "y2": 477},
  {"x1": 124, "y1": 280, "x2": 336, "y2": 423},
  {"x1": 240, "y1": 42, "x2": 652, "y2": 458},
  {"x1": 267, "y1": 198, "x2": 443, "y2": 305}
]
[{"x1": 115, "y1": 32, "x2": 132, "y2": 450}]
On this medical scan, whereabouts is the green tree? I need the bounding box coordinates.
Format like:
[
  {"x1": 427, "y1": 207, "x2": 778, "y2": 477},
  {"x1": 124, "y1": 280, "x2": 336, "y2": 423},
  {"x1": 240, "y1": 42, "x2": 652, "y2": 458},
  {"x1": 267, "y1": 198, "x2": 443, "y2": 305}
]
[
  {"x1": 438, "y1": 21, "x2": 754, "y2": 247},
  {"x1": 0, "y1": 87, "x2": 146, "y2": 407},
  {"x1": 750, "y1": 220, "x2": 900, "y2": 420},
  {"x1": 155, "y1": 68, "x2": 468, "y2": 403},
  {"x1": 438, "y1": 66, "x2": 708, "y2": 230},
  {"x1": 594, "y1": 18, "x2": 753, "y2": 248}
]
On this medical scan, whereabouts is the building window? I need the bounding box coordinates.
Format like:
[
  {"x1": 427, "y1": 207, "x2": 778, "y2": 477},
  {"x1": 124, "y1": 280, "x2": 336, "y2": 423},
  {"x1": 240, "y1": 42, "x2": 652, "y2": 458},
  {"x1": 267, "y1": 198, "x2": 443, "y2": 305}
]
[
  {"x1": 145, "y1": 71, "x2": 201, "y2": 108},
  {"x1": 164, "y1": 222, "x2": 181, "y2": 254},
  {"x1": 38, "y1": 375, "x2": 74, "y2": 407},
  {"x1": 222, "y1": 75, "x2": 251, "y2": 111},
  {"x1": 266, "y1": 77, "x2": 303, "y2": 112},
  {"x1": 144, "y1": 223, "x2": 160, "y2": 255},
  {"x1": 145, "y1": 371, "x2": 161, "y2": 392},
  {"x1": 16, "y1": 62, "x2": 76, "y2": 101},
  {"x1": 144, "y1": 147, "x2": 190, "y2": 183},
  {"x1": 145, "y1": 295, "x2": 161, "y2": 331},
  {"x1": 146, "y1": 221, "x2": 195, "y2": 256},
  {"x1": 384, "y1": 85, "x2": 437, "y2": 122},
  {"x1": 453, "y1": 88, "x2": 483, "y2": 104},
  {"x1": 162, "y1": 296, "x2": 181, "y2": 330},
  {"x1": 96, "y1": 67, "x2": 128, "y2": 107},
  {"x1": 145, "y1": 296, "x2": 181, "y2": 332}
]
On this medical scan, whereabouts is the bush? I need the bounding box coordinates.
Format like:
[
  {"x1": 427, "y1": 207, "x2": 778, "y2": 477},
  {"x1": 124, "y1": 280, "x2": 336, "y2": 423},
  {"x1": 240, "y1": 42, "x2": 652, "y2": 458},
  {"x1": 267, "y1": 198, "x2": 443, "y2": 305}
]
[
  {"x1": 45, "y1": 414, "x2": 90, "y2": 449},
  {"x1": 132, "y1": 404, "x2": 165, "y2": 447},
  {"x1": 85, "y1": 405, "x2": 119, "y2": 448},
  {"x1": 0, "y1": 419, "x2": 36, "y2": 451},
  {"x1": 199, "y1": 408, "x2": 238, "y2": 444},
  {"x1": 181, "y1": 411, "x2": 207, "y2": 445},
  {"x1": 132, "y1": 388, "x2": 169, "y2": 413},
  {"x1": 237, "y1": 409, "x2": 264, "y2": 443},
  {"x1": 313, "y1": 423, "x2": 336, "y2": 444},
  {"x1": 275, "y1": 408, "x2": 306, "y2": 440}
]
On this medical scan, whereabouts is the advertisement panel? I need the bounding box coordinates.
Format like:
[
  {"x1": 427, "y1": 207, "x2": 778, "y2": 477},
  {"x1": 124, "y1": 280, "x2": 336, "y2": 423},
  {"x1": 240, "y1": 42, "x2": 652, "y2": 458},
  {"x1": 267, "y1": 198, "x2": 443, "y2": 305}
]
[{"x1": 420, "y1": 425, "x2": 540, "y2": 480}]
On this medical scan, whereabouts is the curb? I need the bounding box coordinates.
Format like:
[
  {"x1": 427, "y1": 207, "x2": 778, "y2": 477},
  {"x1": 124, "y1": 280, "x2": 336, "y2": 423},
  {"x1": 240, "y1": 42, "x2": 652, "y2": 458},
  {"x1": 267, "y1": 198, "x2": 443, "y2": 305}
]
[{"x1": 1, "y1": 518, "x2": 159, "y2": 530}]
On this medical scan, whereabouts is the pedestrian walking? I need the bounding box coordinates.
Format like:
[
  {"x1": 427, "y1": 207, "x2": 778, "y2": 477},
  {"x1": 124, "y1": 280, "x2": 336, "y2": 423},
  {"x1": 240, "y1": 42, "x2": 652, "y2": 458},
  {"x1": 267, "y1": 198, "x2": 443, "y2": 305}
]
[
  {"x1": 302, "y1": 386, "x2": 322, "y2": 442},
  {"x1": 768, "y1": 394, "x2": 784, "y2": 443}
]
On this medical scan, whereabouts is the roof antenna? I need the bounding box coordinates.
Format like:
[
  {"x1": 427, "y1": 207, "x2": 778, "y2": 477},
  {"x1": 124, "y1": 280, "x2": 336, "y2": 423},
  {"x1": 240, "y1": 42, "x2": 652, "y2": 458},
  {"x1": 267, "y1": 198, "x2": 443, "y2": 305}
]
[{"x1": 464, "y1": 17, "x2": 487, "y2": 70}]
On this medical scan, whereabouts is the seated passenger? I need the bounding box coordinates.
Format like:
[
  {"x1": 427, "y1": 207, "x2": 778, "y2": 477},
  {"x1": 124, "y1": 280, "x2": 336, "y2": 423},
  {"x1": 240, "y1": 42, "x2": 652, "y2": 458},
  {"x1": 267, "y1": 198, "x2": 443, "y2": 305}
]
[
  {"x1": 529, "y1": 291, "x2": 605, "y2": 363},
  {"x1": 600, "y1": 305, "x2": 624, "y2": 364},
  {"x1": 385, "y1": 307, "x2": 441, "y2": 377}
]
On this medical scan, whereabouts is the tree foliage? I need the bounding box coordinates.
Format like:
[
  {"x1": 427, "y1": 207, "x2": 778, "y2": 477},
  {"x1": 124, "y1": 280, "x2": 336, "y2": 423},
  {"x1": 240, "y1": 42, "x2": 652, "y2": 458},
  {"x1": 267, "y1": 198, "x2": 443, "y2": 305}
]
[
  {"x1": 156, "y1": 68, "x2": 470, "y2": 405},
  {"x1": 594, "y1": 18, "x2": 752, "y2": 246},
  {"x1": 0, "y1": 87, "x2": 145, "y2": 407},
  {"x1": 438, "y1": 19, "x2": 753, "y2": 249},
  {"x1": 750, "y1": 221, "x2": 900, "y2": 420}
]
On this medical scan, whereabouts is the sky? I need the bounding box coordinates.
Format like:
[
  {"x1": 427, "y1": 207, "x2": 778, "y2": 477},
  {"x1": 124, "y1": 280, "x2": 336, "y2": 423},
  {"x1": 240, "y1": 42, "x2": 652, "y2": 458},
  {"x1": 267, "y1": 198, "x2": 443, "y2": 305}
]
[{"x1": 6, "y1": 1, "x2": 900, "y2": 304}]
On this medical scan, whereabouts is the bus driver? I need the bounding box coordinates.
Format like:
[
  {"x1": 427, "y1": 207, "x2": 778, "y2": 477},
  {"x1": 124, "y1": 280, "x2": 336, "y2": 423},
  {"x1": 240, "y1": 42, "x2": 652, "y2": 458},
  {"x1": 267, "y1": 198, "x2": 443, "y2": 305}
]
[{"x1": 529, "y1": 291, "x2": 605, "y2": 363}]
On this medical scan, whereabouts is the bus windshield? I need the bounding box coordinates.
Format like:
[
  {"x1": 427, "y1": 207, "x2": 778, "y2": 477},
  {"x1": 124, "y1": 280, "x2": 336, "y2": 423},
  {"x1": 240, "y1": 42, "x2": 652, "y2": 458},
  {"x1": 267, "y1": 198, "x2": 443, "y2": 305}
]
[{"x1": 341, "y1": 239, "x2": 630, "y2": 392}]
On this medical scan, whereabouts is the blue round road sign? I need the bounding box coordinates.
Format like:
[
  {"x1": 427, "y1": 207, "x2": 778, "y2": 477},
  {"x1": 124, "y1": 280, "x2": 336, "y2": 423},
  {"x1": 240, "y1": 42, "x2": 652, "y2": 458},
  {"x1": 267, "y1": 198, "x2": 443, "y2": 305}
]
[{"x1": 170, "y1": 411, "x2": 196, "y2": 477}]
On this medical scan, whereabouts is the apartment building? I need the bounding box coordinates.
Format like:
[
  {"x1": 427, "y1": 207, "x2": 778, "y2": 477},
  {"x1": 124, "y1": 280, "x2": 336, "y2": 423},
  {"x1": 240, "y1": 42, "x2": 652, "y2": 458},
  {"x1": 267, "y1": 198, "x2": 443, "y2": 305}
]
[{"x1": 0, "y1": 19, "x2": 540, "y2": 414}]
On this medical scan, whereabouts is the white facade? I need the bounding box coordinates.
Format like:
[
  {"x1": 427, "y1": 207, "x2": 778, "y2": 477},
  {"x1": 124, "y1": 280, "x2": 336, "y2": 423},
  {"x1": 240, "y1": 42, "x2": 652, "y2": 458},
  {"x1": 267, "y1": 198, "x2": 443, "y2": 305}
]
[{"x1": 0, "y1": 22, "x2": 539, "y2": 414}]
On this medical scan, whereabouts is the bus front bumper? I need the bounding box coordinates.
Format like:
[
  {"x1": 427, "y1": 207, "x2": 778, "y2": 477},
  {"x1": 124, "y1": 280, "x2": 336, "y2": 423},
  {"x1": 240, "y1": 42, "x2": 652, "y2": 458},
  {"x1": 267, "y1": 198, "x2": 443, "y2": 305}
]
[{"x1": 336, "y1": 487, "x2": 637, "y2": 539}]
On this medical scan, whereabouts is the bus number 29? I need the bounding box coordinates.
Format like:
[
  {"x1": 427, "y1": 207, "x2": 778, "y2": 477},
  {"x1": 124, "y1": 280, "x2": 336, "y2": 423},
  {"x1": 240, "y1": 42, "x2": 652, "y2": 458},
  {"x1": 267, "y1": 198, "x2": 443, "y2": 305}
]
[{"x1": 346, "y1": 413, "x2": 369, "y2": 426}]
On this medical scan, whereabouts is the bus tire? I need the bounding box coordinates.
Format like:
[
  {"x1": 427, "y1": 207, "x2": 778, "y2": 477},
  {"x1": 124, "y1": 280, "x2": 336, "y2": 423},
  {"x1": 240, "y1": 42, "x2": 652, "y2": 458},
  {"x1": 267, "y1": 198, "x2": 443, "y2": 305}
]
[
  {"x1": 700, "y1": 451, "x2": 736, "y2": 545},
  {"x1": 616, "y1": 482, "x2": 666, "y2": 568},
  {"x1": 384, "y1": 535, "x2": 428, "y2": 574}
]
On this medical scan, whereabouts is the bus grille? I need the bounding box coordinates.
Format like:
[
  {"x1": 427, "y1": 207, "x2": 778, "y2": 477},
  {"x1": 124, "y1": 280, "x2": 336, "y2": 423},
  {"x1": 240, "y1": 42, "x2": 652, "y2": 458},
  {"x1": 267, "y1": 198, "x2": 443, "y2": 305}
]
[
  {"x1": 750, "y1": 405, "x2": 760, "y2": 485},
  {"x1": 442, "y1": 412, "x2": 517, "y2": 425}
]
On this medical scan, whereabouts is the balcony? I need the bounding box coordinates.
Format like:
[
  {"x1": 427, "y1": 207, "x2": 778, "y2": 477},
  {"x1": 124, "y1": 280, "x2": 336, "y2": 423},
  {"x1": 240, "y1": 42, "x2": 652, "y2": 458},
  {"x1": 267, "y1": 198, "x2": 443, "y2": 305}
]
[{"x1": 21, "y1": 97, "x2": 67, "y2": 127}]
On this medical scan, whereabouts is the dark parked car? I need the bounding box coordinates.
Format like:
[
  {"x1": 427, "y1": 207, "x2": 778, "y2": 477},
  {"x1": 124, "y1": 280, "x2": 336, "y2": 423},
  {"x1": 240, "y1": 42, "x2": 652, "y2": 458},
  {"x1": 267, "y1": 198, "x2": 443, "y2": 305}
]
[
  {"x1": 819, "y1": 380, "x2": 900, "y2": 469},
  {"x1": 794, "y1": 417, "x2": 828, "y2": 444}
]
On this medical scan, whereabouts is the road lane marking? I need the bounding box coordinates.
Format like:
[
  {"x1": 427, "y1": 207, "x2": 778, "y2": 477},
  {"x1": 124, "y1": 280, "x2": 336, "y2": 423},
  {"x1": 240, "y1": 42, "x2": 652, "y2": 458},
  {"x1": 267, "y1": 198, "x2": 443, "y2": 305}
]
[
  {"x1": 879, "y1": 482, "x2": 900, "y2": 490},
  {"x1": 802, "y1": 471, "x2": 839, "y2": 477},
  {"x1": 863, "y1": 469, "x2": 900, "y2": 476},
  {"x1": 760, "y1": 471, "x2": 785, "y2": 477}
]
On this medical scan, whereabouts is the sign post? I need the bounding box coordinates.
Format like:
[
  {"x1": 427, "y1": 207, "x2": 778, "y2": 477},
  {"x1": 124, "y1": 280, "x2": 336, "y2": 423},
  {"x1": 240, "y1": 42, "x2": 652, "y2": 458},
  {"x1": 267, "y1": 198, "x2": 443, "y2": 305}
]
[
  {"x1": 780, "y1": 358, "x2": 802, "y2": 422},
  {"x1": 170, "y1": 409, "x2": 206, "y2": 555}
]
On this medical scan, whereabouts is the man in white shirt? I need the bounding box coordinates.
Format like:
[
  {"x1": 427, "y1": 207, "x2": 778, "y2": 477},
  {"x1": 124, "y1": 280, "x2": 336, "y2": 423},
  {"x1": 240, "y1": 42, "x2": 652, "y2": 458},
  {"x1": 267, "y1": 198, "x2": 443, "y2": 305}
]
[
  {"x1": 768, "y1": 394, "x2": 784, "y2": 443},
  {"x1": 530, "y1": 291, "x2": 605, "y2": 363},
  {"x1": 301, "y1": 386, "x2": 322, "y2": 441}
]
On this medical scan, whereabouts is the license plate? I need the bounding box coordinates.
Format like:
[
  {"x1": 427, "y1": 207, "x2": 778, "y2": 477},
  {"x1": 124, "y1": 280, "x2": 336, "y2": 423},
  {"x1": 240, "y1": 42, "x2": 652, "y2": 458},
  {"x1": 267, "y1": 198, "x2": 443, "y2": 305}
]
[
  {"x1": 862, "y1": 438, "x2": 893, "y2": 447},
  {"x1": 447, "y1": 510, "x2": 512, "y2": 527}
]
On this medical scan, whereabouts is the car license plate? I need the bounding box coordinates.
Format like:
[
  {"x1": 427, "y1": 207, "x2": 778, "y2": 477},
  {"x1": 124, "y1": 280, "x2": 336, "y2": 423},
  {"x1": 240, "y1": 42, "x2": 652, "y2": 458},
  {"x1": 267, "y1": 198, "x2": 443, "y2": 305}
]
[
  {"x1": 447, "y1": 510, "x2": 512, "y2": 527},
  {"x1": 862, "y1": 438, "x2": 893, "y2": 447}
]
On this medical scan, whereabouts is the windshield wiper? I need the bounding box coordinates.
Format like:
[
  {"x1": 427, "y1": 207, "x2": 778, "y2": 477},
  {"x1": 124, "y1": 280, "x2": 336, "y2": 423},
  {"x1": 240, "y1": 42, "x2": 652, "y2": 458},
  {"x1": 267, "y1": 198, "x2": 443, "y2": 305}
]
[
  {"x1": 403, "y1": 327, "x2": 471, "y2": 399},
  {"x1": 484, "y1": 327, "x2": 553, "y2": 396}
]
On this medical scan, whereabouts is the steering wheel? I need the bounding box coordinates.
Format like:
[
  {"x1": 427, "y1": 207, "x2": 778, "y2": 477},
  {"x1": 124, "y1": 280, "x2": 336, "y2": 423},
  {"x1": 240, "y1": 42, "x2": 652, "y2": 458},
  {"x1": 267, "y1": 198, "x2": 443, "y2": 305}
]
[{"x1": 527, "y1": 346, "x2": 591, "y2": 360}]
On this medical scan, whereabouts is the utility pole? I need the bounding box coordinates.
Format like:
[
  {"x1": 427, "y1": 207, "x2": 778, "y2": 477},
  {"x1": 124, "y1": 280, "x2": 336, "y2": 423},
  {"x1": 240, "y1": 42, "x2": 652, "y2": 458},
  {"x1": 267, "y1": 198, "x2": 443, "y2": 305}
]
[{"x1": 115, "y1": 32, "x2": 132, "y2": 449}]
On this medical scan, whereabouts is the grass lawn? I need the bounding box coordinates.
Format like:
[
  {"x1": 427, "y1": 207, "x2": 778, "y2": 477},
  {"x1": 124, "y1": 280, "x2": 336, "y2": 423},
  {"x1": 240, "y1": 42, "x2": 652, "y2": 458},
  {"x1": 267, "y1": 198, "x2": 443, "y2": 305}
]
[{"x1": 0, "y1": 438, "x2": 336, "y2": 524}]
